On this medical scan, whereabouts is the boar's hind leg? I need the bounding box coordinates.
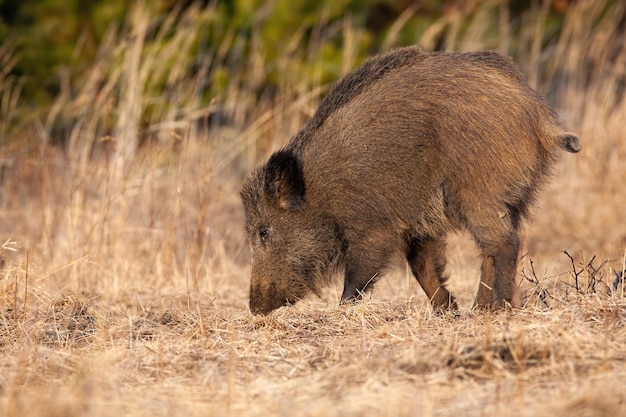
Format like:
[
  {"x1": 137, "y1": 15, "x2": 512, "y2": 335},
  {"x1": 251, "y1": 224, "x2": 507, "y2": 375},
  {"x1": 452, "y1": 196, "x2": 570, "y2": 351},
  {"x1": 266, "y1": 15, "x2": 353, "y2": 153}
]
[
  {"x1": 471, "y1": 209, "x2": 521, "y2": 309},
  {"x1": 407, "y1": 237, "x2": 457, "y2": 310}
]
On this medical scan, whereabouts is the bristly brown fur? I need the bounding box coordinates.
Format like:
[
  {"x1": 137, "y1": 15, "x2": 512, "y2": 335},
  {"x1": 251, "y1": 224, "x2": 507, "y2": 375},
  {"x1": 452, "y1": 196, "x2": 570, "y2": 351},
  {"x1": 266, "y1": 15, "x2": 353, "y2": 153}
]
[{"x1": 241, "y1": 46, "x2": 580, "y2": 315}]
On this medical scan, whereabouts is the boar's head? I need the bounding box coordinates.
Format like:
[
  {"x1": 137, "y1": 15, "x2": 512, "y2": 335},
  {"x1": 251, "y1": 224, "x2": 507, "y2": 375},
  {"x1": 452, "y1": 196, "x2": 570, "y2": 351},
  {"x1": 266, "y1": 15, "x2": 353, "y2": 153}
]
[{"x1": 240, "y1": 149, "x2": 343, "y2": 315}]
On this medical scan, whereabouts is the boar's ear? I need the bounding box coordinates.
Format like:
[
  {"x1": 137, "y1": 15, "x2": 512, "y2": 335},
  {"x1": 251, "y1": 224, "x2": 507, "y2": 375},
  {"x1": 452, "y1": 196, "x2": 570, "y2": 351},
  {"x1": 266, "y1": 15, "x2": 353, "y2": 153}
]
[{"x1": 264, "y1": 150, "x2": 306, "y2": 210}]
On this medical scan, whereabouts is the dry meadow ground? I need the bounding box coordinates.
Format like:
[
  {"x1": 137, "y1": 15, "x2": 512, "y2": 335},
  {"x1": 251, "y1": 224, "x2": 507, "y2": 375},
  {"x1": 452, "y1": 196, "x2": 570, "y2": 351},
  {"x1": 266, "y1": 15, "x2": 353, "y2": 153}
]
[{"x1": 1, "y1": 2, "x2": 626, "y2": 416}]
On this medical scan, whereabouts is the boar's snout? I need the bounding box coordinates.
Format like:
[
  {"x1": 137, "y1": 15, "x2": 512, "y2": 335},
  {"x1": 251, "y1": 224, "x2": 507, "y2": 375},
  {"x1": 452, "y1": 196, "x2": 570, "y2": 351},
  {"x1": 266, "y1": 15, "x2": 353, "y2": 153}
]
[
  {"x1": 249, "y1": 278, "x2": 289, "y2": 315},
  {"x1": 249, "y1": 298, "x2": 273, "y2": 315},
  {"x1": 249, "y1": 293, "x2": 282, "y2": 315}
]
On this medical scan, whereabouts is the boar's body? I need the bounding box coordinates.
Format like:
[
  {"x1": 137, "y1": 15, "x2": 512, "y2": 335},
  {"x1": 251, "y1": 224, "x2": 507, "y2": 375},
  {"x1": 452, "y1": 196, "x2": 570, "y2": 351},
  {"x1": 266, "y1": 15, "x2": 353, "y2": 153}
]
[{"x1": 241, "y1": 47, "x2": 579, "y2": 315}]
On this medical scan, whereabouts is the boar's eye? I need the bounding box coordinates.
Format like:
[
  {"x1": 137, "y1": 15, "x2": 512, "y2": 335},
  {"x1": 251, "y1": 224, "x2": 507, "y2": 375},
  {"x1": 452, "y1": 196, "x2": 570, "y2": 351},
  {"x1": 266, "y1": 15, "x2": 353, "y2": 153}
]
[{"x1": 259, "y1": 228, "x2": 270, "y2": 245}]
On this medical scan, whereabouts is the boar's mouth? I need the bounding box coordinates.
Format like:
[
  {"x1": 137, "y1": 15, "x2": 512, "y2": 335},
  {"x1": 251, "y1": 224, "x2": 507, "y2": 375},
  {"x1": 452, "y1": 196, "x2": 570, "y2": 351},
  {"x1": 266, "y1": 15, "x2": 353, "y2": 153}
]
[
  {"x1": 250, "y1": 296, "x2": 297, "y2": 315},
  {"x1": 248, "y1": 258, "x2": 327, "y2": 315},
  {"x1": 250, "y1": 300, "x2": 286, "y2": 315},
  {"x1": 249, "y1": 281, "x2": 299, "y2": 315}
]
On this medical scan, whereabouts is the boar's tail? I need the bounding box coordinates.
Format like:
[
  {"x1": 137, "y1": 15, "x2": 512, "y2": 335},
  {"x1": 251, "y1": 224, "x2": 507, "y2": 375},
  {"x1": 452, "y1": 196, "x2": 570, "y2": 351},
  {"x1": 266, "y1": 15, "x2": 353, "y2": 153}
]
[{"x1": 557, "y1": 133, "x2": 581, "y2": 153}]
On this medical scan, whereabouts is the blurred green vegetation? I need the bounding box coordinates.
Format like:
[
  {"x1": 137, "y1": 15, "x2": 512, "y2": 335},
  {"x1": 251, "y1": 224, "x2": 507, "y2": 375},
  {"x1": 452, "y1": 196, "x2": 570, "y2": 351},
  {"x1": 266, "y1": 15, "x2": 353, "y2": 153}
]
[
  {"x1": 1, "y1": 0, "x2": 126, "y2": 101},
  {"x1": 0, "y1": 0, "x2": 618, "y2": 149}
]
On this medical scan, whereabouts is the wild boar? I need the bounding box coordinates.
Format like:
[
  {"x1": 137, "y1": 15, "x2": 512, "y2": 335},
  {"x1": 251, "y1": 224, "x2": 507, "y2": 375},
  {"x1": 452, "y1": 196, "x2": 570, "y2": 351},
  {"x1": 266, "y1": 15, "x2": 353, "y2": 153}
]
[{"x1": 241, "y1": 46, "x2": 580, "y2": 315}]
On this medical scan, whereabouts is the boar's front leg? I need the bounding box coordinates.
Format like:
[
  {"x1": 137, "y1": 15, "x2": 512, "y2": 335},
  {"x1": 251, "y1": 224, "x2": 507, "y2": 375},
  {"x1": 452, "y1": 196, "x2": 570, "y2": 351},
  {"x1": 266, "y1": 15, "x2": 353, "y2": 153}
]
[
  {"x1": 407, "y1": 237, "x2": 457, "y2": 310},
  {"x1": 340, "y1": 265, "x2": 379, "y2": 304},
  {"x1": 339, "y1": 246, "x2": 387, "y2": 304}
]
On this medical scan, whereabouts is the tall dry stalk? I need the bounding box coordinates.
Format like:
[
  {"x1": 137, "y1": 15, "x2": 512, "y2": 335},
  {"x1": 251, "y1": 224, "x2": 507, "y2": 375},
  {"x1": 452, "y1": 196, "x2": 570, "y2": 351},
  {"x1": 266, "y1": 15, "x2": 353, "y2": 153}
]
[{"x1": 0, "y1": 40, "x2": 24, "y2": 144}]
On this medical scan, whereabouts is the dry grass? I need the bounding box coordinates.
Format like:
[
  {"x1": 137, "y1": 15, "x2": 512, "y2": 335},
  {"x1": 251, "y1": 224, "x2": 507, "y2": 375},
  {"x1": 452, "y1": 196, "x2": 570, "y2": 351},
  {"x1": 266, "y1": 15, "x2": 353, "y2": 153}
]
[
  {"x1": 1, "y1": 292, "x2": 625, "y2": 416},
  {"x1": 1, "y1": 1, "x2": 626, "y2": 416}
]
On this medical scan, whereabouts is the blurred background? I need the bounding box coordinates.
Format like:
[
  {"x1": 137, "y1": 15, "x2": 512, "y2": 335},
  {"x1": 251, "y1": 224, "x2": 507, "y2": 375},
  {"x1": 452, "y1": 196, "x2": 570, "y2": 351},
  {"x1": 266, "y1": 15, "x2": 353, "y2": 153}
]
[{"x1": 0, "y1": 0, "x2": 624, "y2": 309}]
